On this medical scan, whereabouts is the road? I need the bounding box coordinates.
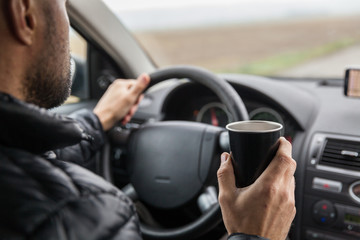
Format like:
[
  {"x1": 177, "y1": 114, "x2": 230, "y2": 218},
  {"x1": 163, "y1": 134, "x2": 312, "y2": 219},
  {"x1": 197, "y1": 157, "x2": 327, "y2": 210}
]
[{"x1": 278, "y1": 44, "x2": 360, "y2": 79}]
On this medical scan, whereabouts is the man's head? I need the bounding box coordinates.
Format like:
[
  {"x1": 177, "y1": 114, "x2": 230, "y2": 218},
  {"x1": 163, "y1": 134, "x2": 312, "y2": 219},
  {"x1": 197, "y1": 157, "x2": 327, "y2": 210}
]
[{"x1": 0, "y1": 0, "x2": 71, "y2": 109}]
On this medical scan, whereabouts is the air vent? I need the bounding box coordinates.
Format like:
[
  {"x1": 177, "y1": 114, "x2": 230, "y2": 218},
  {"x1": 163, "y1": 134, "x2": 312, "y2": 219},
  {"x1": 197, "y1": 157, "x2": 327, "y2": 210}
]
[{"x1": 319, "y1": 138, "x2": 360, "y2": 171}]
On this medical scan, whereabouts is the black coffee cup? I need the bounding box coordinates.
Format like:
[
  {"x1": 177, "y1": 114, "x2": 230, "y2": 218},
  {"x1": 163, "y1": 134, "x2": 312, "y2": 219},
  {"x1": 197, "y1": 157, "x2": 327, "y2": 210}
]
[{"x1": 226, "y1": 120, "x2": 283, "y2": 188}]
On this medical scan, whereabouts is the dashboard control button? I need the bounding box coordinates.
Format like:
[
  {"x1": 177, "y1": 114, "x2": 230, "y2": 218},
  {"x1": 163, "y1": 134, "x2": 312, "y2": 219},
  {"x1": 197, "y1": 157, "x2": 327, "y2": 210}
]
[
  {"x1": 312, "y1": 177, "x2": 342, "y2": 193},
  {"x1": 313, "y1": 200, "x2": 337, "y2": 226},
  {"x1": 349, "y1": 181, "x2": 360, "y2": 204},
  {"x1": 306, "y1": 230, "x2": 324, "y2": 239}
]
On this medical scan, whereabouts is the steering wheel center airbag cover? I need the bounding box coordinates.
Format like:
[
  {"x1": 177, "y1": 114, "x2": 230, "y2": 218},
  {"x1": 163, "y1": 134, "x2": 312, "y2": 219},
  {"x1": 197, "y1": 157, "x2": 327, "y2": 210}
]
[{"x1": 128, "y1": 121, "x2": 220, "y2": 209}]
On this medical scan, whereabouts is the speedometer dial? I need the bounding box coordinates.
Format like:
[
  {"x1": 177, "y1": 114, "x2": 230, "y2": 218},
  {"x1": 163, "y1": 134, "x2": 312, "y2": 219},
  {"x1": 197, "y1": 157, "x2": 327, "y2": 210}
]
[
  {"x1": 249, "y1": 107, "x2": 285, "y2": 130},
  {"x1": 196, "y1": 102, "x2": 232, "y2": 127}
]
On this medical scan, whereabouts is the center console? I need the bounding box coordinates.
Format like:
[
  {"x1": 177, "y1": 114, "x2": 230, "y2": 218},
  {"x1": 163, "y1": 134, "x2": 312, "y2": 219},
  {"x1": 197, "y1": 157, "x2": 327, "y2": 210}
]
[{"x1": 302, "y1": 133, "x2": 360, "y2": 240}]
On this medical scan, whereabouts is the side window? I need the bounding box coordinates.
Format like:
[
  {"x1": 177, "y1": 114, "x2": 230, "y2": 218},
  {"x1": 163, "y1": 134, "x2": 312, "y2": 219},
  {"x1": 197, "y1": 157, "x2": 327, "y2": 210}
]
[{"x1": 67, "y1": 27, "x2": 89, "y2": 104}]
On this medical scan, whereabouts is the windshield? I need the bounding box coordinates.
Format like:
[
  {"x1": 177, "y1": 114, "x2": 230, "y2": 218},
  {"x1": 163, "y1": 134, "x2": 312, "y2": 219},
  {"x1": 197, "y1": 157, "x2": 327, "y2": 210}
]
[{"x1": 103, "y1": 0, "x2": 360, "y2": 79}]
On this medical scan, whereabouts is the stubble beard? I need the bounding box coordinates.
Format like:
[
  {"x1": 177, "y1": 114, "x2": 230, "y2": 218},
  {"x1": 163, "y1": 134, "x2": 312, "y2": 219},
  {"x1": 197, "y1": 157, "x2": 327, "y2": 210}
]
[{"x1": 23, "y1": 14, "x2": 71, "y2": 109}]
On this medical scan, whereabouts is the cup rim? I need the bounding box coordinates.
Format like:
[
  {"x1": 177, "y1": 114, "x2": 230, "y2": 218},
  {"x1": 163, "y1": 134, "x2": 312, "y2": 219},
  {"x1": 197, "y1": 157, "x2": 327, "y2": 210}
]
[{"x1": 226, "y1": 120, "x2": 283, "y2": 133}]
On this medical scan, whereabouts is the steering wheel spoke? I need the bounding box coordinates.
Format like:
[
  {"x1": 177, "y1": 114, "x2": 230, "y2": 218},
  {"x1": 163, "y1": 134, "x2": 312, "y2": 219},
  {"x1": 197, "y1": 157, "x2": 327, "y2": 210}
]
[
  {"x1": 197, "y1": 186, "x2": 218, "y2": 214},
  {"x1": 219, "y1": 131, "x2": 230, "y2": 152},
  {"x1": 121, "y1": 183, "x2": 138, "y2": 202}
]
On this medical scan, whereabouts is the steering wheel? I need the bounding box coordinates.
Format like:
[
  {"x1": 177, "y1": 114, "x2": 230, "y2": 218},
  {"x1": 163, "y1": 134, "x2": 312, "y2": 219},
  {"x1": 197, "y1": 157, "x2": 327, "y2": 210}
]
[{"x1": 105, "y1": 66, "x2": 248, "y2": 240}]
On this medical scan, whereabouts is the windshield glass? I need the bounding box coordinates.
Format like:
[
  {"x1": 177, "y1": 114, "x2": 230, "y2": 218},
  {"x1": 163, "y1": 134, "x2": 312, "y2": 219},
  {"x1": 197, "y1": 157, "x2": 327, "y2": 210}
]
[{"x1": 103, "y1": 0, "x2": 360, "y2": 79}]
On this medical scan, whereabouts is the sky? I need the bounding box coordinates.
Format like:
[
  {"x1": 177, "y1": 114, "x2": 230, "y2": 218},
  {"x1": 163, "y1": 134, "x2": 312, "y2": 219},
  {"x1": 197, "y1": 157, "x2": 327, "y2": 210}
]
[{"x1": 102, "y1": 0, "x2": 360, "y2": 31}]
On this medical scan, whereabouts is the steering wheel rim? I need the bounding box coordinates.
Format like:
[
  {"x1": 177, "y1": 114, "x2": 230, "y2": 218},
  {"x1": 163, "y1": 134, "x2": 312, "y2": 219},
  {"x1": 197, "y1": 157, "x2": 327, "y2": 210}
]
[{"x1": 104, "y1": 65, "x2": 248, "y2": 240}]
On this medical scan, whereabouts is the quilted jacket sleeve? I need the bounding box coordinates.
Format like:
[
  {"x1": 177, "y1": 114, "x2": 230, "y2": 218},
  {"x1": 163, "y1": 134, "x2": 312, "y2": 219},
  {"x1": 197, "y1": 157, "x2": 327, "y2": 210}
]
[
  {"x1": 54, "y1": 109, "x2": 106, "y2": 170},
  {"x1": 228, "y1": 233, "x2": 269, "y2": 240}
]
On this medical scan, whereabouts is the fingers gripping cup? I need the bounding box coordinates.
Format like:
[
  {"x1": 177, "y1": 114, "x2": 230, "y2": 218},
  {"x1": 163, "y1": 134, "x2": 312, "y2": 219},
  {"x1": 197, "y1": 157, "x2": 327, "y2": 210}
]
[{"x1": 226, "y1": 121, "x2": 283, "y2": 188}]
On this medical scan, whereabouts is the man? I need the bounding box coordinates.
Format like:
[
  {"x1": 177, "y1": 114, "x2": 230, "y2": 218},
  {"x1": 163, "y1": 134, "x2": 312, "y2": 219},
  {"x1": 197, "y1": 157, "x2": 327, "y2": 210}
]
[{"x1": 0, "y1": 0, "x2": 296, "y2": 239}]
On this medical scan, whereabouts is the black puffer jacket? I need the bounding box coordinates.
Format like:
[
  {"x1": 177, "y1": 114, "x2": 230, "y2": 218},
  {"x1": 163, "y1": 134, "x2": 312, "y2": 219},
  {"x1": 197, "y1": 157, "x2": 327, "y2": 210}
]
[{"x1": 0, "y1": 93, "x2": 141, "y2": 240}]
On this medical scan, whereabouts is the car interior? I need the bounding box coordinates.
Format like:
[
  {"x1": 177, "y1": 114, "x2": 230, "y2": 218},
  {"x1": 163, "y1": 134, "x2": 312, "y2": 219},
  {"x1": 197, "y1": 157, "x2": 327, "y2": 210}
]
[{"x1": 56, "y1": 0, "x2": 360, "y2": 239}]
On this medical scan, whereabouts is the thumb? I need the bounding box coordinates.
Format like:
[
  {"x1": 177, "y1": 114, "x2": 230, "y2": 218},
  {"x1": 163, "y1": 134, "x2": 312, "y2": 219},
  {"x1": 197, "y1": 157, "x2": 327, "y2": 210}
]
[
  {"x1": 131, "y1": 73, "x2": 151, "y2": 96},
  {"x1": 217, "y1": 153, "x2": 237, "y2": 197}
]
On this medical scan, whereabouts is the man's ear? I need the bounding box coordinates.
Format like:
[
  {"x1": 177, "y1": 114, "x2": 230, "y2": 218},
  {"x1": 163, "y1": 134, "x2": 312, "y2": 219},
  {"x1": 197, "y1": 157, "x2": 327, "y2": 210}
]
[{"x1": 8, "y1": 0, "x2": 36, "y2": 45}]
